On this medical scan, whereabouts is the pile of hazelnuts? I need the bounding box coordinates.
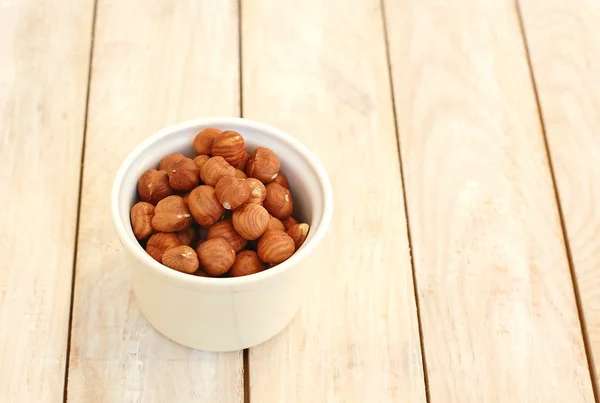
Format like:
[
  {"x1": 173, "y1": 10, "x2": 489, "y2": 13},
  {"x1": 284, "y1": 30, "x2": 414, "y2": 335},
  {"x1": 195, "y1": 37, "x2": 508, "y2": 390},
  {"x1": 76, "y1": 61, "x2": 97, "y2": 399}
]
[{"x1": 129, "y1": 128, "x2": 309, "y2": 277}]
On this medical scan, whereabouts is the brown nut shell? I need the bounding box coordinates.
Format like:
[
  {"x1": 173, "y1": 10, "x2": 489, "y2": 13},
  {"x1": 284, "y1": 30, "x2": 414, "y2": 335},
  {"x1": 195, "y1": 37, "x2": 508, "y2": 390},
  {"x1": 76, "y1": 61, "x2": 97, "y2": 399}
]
[
  {"x1": 267, "y1": 216, "x2": 285, "y2": 232},
  {"x1": 200, "y1": 156, "x2": 236, "y2": 187},
  {"x1": 282, "y1": 216, "x2": 299, "y2": 231},
  {"x1": 137, "y1": 169, "x2": 172, "y2": 204},
  {"x1": 273, "y1": 172, "x2": 289, "y2": 188},
  {"x1": 159, "y1": 153, "x2": 185, "y2": 171},
  {"x1": 151, "y1": 195, "x2": 193, "y2": 232},
  {"x1": 146, "y1": 232, "x2": 180, "y2": 262},
  {"x1": 257, "y1": 230, "x2": 295, "y2": 264},
  {"x1": 287, "y1": 223, "x2": 309, "y2": 250},
  {"x1": 211, "y1": 130, "x2": 247, "y2": 166},
  {"x1": 207, "y1": 218, "x2": 247, "y2": 253},
  {"x1": 263, "y1": 182, "x2": 293, "y2": 219},
  {"x1": 167, "y1": 157, "x2": 199, "y2": 191},
  {"x1": 230, "y1": 250, "x2": 265, "y2": 277},
  {"x1": 162, "y1": 245, "x2": 199, "y2": 274},
  {"x1": 246, "y1": 178, "x2": 267, "y2": 204},
  {"x1": 232, "y1": 203, "x2": 270, "y2": 240},
  {"x1": 215, "y1": 176, "x2": 250, "y2": 210},
  {"x1": 194, "y1": 155, "x2": 210, "y2": 172},
  {"x1": 246, "y1": 147, "x2": 280, "y2": 184},
  {"x1": 130, "y1": 201, "x2": 155, "y2": 240},
  {"x1": 196, "y1": 237, "x2": 236, "y2": 276},
  {"x1": 188, "y1": 185, "x2": 225, "y2": 227},
  {"x1": 193, "y1": 128, "x2": 222, "y2": 155}
]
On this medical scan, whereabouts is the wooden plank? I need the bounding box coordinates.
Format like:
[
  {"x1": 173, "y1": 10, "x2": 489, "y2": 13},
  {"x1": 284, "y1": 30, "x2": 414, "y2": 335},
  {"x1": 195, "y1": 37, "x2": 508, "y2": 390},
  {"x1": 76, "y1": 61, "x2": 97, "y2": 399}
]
[
  {"x1": 65, "y1": 0, "x2": 243, "y2": 401},
  {"x1": 242, "y1": 0, "x2": 426, "y2": 401},
  {"x1": 0, "y1": 0, "x2": 93, "y2": 401},
  {"x1": 383, "y1": 0, "x2": 595, "y2": 401},
  {"x1": 518, "y1": 0, "x2": 600, "y2": 391}
]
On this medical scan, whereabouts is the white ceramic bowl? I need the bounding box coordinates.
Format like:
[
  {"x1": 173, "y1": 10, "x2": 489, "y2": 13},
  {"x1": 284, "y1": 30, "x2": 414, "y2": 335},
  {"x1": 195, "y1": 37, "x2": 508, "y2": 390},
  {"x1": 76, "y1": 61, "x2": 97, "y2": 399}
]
[{"x1": 111, "y1": 117, "x2": 333, "y2": 352}]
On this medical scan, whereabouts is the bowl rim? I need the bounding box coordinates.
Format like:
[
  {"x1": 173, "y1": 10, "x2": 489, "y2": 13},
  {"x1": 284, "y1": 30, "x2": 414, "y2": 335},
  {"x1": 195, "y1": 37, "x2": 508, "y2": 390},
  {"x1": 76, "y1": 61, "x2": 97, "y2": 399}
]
[{"x1": 111, "y1": 117, "x2": 333, "y2": 290}]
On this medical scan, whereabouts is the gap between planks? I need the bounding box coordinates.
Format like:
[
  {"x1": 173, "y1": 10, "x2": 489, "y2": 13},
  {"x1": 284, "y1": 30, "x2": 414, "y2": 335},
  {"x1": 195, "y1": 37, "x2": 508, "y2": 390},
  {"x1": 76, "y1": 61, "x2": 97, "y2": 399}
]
[
  {"x1": 62, "y1": 0, "x2": 99, "y2": 401},
  {"x1": 378, "y1": 0, "x2": 431, "y2": 401},
  {"x1": 514, "y1": 1, "x2": 600, "y2": 402}
]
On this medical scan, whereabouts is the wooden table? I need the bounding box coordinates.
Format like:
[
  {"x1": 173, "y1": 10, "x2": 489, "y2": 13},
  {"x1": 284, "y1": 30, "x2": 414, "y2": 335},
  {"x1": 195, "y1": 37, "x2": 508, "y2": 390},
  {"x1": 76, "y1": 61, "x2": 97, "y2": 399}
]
[{"x1": 2, "y1": 0, "x2": 600, "y2": 401}]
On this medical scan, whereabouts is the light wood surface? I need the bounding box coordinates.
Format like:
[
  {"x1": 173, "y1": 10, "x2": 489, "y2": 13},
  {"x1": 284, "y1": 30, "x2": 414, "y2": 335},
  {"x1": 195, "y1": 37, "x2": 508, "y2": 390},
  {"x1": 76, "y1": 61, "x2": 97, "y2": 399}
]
[
  {"x1": 0, "y1": 0, "x2": 94, "y2": 401},
  {"x1": 243, "y1": 0, "x2": 426, "y2": 401},
  {"x1": 65, "y1": 0, "x2": 243, "y2": 401},
  {"x1": 384, "y1": 0, "x2": 595, "y2": 401},
  {"x1": 3, "y1": 0, "x2": 600, "y2": 401},
  {"x1": 519, "y1": 0, "x2": 600, "y2": 392}
]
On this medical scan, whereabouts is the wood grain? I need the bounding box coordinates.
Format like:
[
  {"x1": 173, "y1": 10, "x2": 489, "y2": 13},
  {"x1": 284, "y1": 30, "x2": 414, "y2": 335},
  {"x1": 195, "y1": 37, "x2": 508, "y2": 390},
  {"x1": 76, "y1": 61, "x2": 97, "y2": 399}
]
[
  {"x1": 243, "y1": 0, "x2": 426, "y2": 401},
  {"x1": 519, "y1": 0, "x2": 600, "y2": 391},
  {"x1": 0, "y1": 0, "x2": 93, "y2": 401},
  {"x1": 383, "y1": 0, "x2": 595, "y2": 401},
  {"x1": 65, "y1": 0, "x2": 243, "y2": 401}
]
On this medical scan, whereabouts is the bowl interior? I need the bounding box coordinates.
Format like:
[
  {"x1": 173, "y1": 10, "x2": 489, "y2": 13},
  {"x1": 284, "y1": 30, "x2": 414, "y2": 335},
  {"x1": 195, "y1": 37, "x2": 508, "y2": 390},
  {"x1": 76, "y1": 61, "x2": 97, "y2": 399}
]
[{"x1": 114, "y1": 118, "x2": 330, "y2": 283}]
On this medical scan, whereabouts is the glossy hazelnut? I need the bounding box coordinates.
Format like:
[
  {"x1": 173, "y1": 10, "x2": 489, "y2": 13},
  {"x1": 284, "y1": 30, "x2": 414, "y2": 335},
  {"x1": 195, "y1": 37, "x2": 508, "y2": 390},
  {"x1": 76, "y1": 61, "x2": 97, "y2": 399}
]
[
  {"x1": 215, "y1": 176, "x2": 250, "y2": 210},
  {"x1": 263, "y1": 182, "x2": 293, "y2": 219},
  {"x1": 232, "y1": 203, "x2": 270, "y2": 240},
  {"x1": 151, "y1": 195, "x2": 193, "y2": 232},
  {"x1": 193, "y1": 128, "x2": 222, "y2": 155},
  {"x1": 257, "y1": 230, "x2": 295, "y2": 264},
  {"x1": 137, "y1": 169, "x2": 172, "y2": 204},
  {"x1": 167, "y1": 157, "x2": 199, "y2": 191},
  {"x1": 162, "y1": 245, "x2": 199, "y2": 274},
  {"x1": 200, "y1": 156, "x2": 236, "y2": 187},
  {"x1": 130, "y1": 201, "x2": 155, "y2": 240},
  {"x1": 246, "y1": 147, "x2": 280, "y2": 184},
  {"x1": 196, "y1": 237, "x2": 236, "y2": 276},
  {"x1": 212, "y1": 130, "x2": 247, "y2": 166},
  {"x1": 230, "y1": 250, "x2": 265, "y2": 277},
  {"x1": 187, "y1": 185, "x2": 225, "y2": 227}
]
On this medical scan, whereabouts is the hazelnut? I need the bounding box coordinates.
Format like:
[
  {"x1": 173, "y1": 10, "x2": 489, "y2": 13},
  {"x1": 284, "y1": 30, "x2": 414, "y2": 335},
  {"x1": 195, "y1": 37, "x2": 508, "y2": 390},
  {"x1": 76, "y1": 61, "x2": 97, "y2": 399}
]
[
  {"x1": 207, "y1": 219, "x2": 247, "y2": 252},
  {"x1": 175, "y1": 227, "x2": 196, "y2": 246},
  {"x1": 246, "y1": 147, "x2": 280, "y2": 184},
  {"x1": 232, "y1": 203, "x2": 270, "y2": 240},
  {"x1": 235, "y1": 152, "x2": 250, "y2": 171},
  {"x1": 234, "y1": 169, "x2": 247, "y2": 179},
  {"x1": 267, "y1": 216, "x2": 285, "y2": 232},
  {"x1": 230, "y1": 250, "x2": 265, "y2": 277},
  {"x1": 273, "y1": 172, "x2": 289, "y2": 188},
  {"x1": 159, "y1": 153, "x2": 185, "y2": 171},
  {"x1": 151, "y1": 195, "x2": 193, "y2": 232},
  {"x1": 162, "y1": 245, "x2": 199, "y2": 274},
  {"x1": 263, "y1": 182, "x2": 293, "y2": 219},
  {"x1": 215, "y1": 176, "x2": 250, "y2": 210},
  {"x1": 246, "y1": 178, "x2": 267, "y2": 204},
  {"x1": 193, "y1": 128, "x2": 222, "y2": 155},
  {"x1": 130, "y1": 201, "x2": 155, "y2": 240},
  {"x1": 287, "y1": 223, "x2": 309, "y2": 250},
  {"x1": 196, "y1": 237, "x2": 236, "y2": 276},
  {"x1": 188, "y1": 185, "x2": 225, "y2": 227},
  {"x1": 146, "y1": 233, "x2": 180, "y2": 262},
  {"x1": 167, "y1": 157, "x2": 199, "y2": 191},
  {"x1": 200, "y1": 156, "x2": 236, "y2": 187},
  {"x1": 257, "y1": 230, "x2": 295, "y2": 264},
  {"x1": 282, "y1": 216, "x2": 299, "y2": 231},
  {"x1": 194, "y1": 155, "x2": 210, "y2": 171},
  {"x1": 212, "y1": 130, "x2": 247, "y2": 166},
  {"x1": 137, "y1": 169, "x2": 172, "y2": 204}
]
